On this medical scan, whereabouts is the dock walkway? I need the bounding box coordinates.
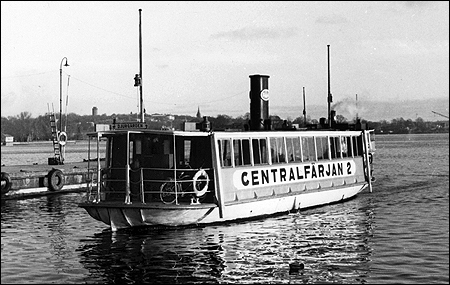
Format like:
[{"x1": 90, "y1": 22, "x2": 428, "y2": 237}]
[{"x1": 1, "y1": 161, "x2": 95, "y2": 200}]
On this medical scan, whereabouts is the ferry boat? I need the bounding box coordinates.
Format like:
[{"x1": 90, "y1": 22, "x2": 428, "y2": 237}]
[
  {"x1": 78, "y1": 10, "x2": 375, "y2": 231},
  {"x1": 79, "y1": 73, "x2": 375, "y2": 231}
]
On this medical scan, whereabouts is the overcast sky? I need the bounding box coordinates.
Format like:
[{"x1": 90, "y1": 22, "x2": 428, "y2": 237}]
[{"x1": 1, "y1": 1, "x2": 449, "y2": 119}]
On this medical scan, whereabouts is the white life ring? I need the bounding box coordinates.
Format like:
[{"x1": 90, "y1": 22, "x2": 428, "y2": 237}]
[
  {"x1": 58, "y1": 131, "x2": 67, "y2": 146},
  {"x1": 193, "y1": 169, "x2": 209, "y2": 197}
]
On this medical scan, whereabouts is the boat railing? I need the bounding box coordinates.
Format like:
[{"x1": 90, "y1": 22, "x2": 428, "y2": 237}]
[{"x1": 88, "y1": 166, "x2": 212, "y2": 204}]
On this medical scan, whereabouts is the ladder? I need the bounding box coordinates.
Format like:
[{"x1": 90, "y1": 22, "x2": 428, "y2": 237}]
[{"x1": 48, "y1": 106, "x2": 61, "y2": 164}]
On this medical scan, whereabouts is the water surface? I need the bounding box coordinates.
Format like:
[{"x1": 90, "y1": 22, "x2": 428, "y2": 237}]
[{"x1": 1, "y1": 133, "x2": 449, "y2": 284}]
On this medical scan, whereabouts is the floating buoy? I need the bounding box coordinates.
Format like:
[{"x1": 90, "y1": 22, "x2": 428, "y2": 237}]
[
  {"x1": 48, "y1": 169, "x2": 64, "y2": 191},
  {"x1": 289, "y1": 262, "x2": 304, "y2": 274},
  {"x1": 1, "y1": 172, "x2": 12, "y2": 194}
]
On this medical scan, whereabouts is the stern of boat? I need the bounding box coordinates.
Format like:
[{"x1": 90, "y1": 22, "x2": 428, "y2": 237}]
[{"x1": 79, "y1": 129, "x2": 219, "y2": 230}]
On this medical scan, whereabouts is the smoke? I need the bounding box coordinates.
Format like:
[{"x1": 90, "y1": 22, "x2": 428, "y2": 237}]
[{"x1": 331, "y1": 97, "x2": 367, "y2": 122}]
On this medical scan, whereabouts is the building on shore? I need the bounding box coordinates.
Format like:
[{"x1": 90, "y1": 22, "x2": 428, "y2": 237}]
[{"x1": 1, "y1": 133, "x2": 14, "y2": 146}]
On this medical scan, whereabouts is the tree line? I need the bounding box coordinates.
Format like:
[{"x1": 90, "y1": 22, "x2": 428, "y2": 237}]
[{"x1": 1, "y1": 111, "x2": 448, "y2": 143}]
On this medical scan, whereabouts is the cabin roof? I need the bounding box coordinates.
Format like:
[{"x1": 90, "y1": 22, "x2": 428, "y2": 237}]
[
  {"x1": 87, "y1": 129, "x2": 211, "y2": 137},
  {"x1": 88, "y1": 128, "x2": 365, "y2": 139}
]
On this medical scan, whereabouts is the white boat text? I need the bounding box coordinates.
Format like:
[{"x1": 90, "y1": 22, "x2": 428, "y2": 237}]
[{"x1": 232, "y1": 160, "x2": 356, "y2": 189}]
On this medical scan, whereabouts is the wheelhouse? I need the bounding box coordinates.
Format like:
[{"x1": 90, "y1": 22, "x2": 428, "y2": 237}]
[{"x1": 87, "y1": 129, "x2": 215, "y2": 205}]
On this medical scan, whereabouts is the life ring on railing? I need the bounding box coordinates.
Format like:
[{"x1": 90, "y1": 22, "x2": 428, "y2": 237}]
[
  {"x1": 369, "y1": 153, "x2": 373, "y2": 164},
  {"x1": 1, "y1": 172, "x2": 12, "y2": 194},
  {"x1": 193, "y1": 169, "x2": 209, "y2": 197},
  {"x1": 48, "y1": 169, "x2": 64, "y2": 191},
  {"x1": 58, "y1": 131, "x2": 67, "y2": 146}
]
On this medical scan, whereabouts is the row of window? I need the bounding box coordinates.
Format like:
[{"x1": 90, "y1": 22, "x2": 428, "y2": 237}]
[{"x1": 218, "y1": 135, "x2": 364, "y2": 167}]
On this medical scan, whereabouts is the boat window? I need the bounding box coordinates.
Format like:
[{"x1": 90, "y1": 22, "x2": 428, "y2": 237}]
[
  {"x1": 316, "y1": 136, "x2": 329, "y2": 160},
  {"x1": 175, "y1": 136, "x2": 211, "y2": 169},
  {"x1": 218, "y1": 139, "x2": 232, "y2": 167},
  {"x1": 341, "y1": 137, "x2": 348, "y2": 158},
  {"x1": 173, "y1": 138, "x2": 191, "y2": 167},
  {"x1": 252, "y1": 138, "x2": 268, "y2": 165},
  {"x1": 135, "y1": 139, "x2": 142, "y2": 154},
  {"x1": 129, "y1": 135, "x2": 146, "y2": 169},
  {"x1": 129, "y1": 139, "x2": 134, "y2": 165},
  {"x1": 233, "y1": 140, "x2": 241, "y2": 166},
  {"x1": 233, "y1": 139, "x2": 251, "y2": 167},
  {"x1": 108, "y1": 135, "x2": 127, "y2": 168},
  {"x1": 105, "y1": 136, "x2": 112, "y2": 169},
  {"x1": 352, "y1": 136, "x2": 363, "y2": 157},
  {"x1": 352, "y1": 136, "x2": 357, "y2": 156},
  {"x1": 330, "y1": 136, "x2": 342, "y2": 159},
  {"x1": 141, "y1": 134, "x2": 174, "y2": 169},
  {"x1": 286, "y1": 137, "x2": 301, "y2": 162},
  {"x1": 341, "y1": 136, "x2": 352, "y2": 158},
  {"x1": 242, "y1": 139, "x2": 251, "y2": 165},
  {"x1": 346, "y1": 136, "x2": 354, "y2": 157},
  {"x1": 270, "y1": 137, "x2": 286, "y2": 164},
  {"x1": 301, "y1": 137, "x2": 316, "y2": 161}
]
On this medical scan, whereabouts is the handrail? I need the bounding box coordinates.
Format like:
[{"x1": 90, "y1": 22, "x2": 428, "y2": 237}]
[
  {"x1": 362, "y1": 130, "x2": 373, "y2": 193},
  {"x1": 96, "y1": 166, "x2": 213, "y2": 204}
]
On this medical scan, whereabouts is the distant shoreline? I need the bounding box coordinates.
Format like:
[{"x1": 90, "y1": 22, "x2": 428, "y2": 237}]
[{"x1": 2, "y1": 140, "x2": 80, "y2": 146}]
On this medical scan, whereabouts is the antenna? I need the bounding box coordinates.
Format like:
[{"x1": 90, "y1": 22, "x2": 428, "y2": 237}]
[{"x1": 356, "y1": 94, "x2": 358, "y2": 122}]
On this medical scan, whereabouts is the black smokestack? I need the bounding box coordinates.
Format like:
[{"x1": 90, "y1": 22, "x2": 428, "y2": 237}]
[
  {"x1": 249, "y1": 74, "x2": 270, "y2": 131},
  {"x1": 331, "y1": 110, "x2": 336, "y2": 122}
]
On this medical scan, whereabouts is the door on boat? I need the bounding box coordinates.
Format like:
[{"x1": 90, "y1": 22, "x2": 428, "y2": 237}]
[{"x1": 169, "y1": 135, "x2": 214, "y2": 204}]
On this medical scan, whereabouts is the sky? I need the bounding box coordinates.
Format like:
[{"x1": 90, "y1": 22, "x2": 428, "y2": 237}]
[{"x1": 1, "y1": 1, "x2": 449, "y2": 121}]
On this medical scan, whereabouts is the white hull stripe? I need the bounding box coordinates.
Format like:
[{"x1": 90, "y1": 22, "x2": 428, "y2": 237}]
[{"x1": 4, "y1": 183, "x2": 96, "y2": 197}]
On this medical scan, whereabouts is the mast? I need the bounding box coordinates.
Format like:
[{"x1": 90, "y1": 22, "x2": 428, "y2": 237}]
[
  {"x1": 327, "y1": 45, "x2": 332, "y2": 128},
  {"x1": 302, "y1": 86, "x2": 306, "y2": 127},
  {"x1": 138, "y1": 8, "x2": 144, "y2": 123}
]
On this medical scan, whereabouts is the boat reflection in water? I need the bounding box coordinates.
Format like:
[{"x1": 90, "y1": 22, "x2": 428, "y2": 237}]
[
  {"x1": 78, "y1": 227, "x2": 227, "y2": 283},
  {"x1": 77, "y1": 196, "x2": 375, "y2": 284}
]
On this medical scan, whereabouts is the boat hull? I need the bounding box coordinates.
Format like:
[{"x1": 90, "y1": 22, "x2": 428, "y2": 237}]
[{"x1": 79, "y1": 183, "x2": 367, "y2": 231}]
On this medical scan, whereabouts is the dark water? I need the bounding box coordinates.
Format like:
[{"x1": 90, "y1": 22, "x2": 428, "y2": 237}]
[{"x1": 1, "y1": 133, "x2": 449, "y2": 284}]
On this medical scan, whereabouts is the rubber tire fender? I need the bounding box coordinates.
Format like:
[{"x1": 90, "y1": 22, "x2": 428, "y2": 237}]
[
  {"x1": 1, "y1": 172, "x2": 12, "y2": 194},
  {"x1": 48, "y1": 169, "x2": 64, "y2": 191}
]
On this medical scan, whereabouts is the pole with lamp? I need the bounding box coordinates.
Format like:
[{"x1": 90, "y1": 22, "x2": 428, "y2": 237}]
[
  {"x1": 59, "y1": 57, "x2": 69, "y2": 164},
  {"x1": 138, "y1": 9, "x2": 144, "y2": 123},
  {"x1": 327, "y1": 45, "x2": 332, "y2": 129}
]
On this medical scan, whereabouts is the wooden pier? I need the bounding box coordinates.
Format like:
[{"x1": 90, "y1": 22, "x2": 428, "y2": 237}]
[{"x1": 1, "y1": 161, "x2": 95, "y2": 200}]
